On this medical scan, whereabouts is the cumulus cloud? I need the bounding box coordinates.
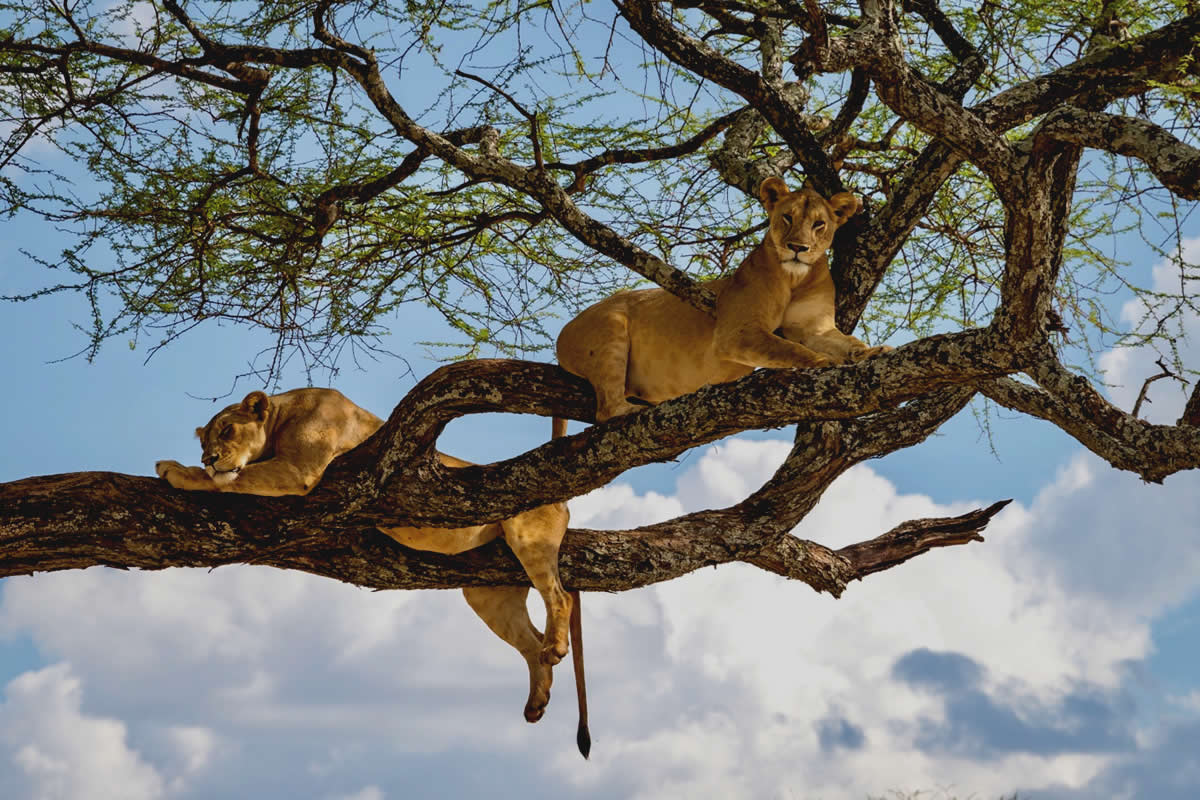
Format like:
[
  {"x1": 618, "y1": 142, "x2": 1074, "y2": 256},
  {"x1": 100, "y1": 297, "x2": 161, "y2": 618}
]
[
  {"x1": 556, "y1": 436, "x2": 1200, "y2": 799},
  {"x1": 0, "y1": 663, "x2": 166, "y2": 800}
]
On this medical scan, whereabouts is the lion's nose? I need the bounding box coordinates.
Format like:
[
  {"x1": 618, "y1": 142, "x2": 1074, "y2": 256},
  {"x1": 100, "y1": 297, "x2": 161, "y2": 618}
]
[
  {"x1": 789, "y1": 243, "x2": 809, "y2": 254},
  {"x1": 201, "y1": 453, "x2": 217, "y2": 466}
]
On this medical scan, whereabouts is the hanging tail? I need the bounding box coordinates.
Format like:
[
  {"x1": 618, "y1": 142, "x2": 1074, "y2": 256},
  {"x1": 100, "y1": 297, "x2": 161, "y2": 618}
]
[
  {"x1": 553, "y1": 415, "x2": 590, "y2": 757},
  {"x1": 570, "y1": 588, "x2": 590, "y2": 758}
]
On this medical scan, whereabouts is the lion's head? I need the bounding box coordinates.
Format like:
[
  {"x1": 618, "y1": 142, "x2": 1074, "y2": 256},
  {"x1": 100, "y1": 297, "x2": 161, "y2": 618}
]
[
  {"x1": 758, "y1": 177, "x2": 860, "y2": 271},
  {"x1": 194, "y1": 391, "x2": 271, "y2": 477}
]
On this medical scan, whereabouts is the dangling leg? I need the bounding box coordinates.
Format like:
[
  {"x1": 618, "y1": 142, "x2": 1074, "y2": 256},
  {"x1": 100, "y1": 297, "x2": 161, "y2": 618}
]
[
  {"x1": 462, "y1": 586, "x2": 554, "y2": 723},
  {"x1": 501, "y1": 501, "x2": 572, "y2": 664}
]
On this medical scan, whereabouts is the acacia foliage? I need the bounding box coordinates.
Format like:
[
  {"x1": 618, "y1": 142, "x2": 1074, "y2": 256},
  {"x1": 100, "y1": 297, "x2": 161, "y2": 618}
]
[
  {"x1": 0, "y1": 1, "x2": 1198, "y2": 593},
  {"x1": 0, "y1": 0, "x2": 1192, "y2": 368}
]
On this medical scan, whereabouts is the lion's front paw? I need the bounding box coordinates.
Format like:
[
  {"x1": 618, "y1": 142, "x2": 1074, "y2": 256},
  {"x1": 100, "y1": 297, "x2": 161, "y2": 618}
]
[
  {"x1": 156, "y1": 460, "x2": 214, "y2": 491},
  {"x1": 848, "y1": 344, "x2": 892, "y2": 363},
  {"x1": 155, "y1": 459, "x2": 182, "y2": 479}
]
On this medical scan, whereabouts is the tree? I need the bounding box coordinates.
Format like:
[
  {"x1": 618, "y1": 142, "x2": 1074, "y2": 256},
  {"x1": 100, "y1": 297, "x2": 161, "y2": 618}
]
[{"x1": 0, "y1": 1, "x2": 1197, "y2": 607}]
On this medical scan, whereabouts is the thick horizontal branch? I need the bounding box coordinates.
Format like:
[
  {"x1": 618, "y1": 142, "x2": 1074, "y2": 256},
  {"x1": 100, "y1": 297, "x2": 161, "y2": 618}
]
[
  {"x1": 0, "y1": 469, "x2": 1002, "y2": 599},
  {"x1": 343, "y1": 332, "x2": 1019, "y2": 526}
]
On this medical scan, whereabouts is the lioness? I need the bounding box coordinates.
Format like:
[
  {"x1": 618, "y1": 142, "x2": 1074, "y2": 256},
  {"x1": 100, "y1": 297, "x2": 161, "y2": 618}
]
[
  {"x1": 557, "y1": 176, "x2": 889, "y2": 421},
  {"x1": 155, "y1": 388, "x2": 590, "y2": 754}
]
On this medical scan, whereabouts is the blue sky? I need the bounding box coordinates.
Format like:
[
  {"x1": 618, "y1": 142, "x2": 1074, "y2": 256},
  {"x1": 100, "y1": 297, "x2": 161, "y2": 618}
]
[{"x1": 2, "y1": 4, "x2": 1200, "y2": 798}]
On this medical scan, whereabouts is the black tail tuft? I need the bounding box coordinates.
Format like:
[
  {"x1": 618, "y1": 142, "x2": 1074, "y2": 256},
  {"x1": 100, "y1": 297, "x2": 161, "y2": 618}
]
[{"x1": 577, "y1": 724, "x2": 591, "y2": 759}]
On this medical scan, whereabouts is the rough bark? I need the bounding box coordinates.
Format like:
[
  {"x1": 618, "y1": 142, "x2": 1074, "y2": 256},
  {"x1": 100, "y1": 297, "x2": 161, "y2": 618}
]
[{"x1": 0, "y1": 376, "x2": 1005, "y2": 598}]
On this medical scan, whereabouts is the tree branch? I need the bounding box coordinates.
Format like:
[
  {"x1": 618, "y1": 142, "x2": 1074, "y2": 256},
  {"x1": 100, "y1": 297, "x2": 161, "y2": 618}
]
[
  {"x1": 0, "y1": 463, "x2": 1000, "y2": 599},
  {"x1": 980, "y1": 362, "x2": 1200, "y2": 483},
  {"x1": 838, "y1": 500, "x2": 1011, "y2": 581},
  {"x1": 334, "y1": 332, "x2": 1021, "y2": 526},
  {"x1": 974, "y1": 12, "x2": 1200, "y2": 130},
  {"x1": 1038, "y1": 106, "x2": 1200, "y2": 201},
  {"x1": 614, "y1": 0, "x2": 843, "y2": 193}
]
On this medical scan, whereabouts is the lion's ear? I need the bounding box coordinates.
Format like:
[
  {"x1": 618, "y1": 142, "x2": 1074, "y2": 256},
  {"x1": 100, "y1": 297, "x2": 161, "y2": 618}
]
[
  {"x1": 241, "y1": 391, "x2": 270, "y2": 421},
  {"x1": 194, "y1": 427, "x2": 205, "y2": 439},
  {"x1": 758, "y1": 177, "x2": 791, "y2": 211},
  {"x1": 828, "y1": 192, "x2": 861, "y2": 224}
]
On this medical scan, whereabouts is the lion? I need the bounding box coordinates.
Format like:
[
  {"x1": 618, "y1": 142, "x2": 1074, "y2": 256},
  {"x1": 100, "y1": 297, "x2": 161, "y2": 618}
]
[
  {"x1": 155, "y1": 388, "x2": 590, "y2": 756},
  {"x1": 556, "y1": 176, "x2": 890, "y2": 422}
]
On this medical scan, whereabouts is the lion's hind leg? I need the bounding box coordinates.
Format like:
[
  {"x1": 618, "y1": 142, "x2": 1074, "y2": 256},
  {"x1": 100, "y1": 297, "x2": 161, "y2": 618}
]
[
  {"x1": 501, "y1": 502, "x2": 572, "y2": 665},
  {"x1": 557, "y1": 307, "x2": 643, "y2": 422},
  {"x1": 462, "y1": 586, "x2": 553, "y2": 723}
]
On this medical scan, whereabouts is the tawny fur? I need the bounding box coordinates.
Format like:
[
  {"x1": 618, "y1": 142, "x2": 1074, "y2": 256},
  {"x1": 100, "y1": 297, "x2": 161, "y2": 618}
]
[
  {"x1": 557, "y1": 177, "x2": 890, "y2": 422},
  {"x1": 155, "y1": 388, "x2": 575, "y2": 730}
]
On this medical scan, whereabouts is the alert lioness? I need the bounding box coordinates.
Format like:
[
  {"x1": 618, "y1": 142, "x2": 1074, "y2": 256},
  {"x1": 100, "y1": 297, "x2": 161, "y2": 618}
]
[
  {"x1": 557, "y1": 177, "x2": 889, "y2": 421},
  {"x1": 155, "y1": 388, "x2": 589, "y2": 753}
]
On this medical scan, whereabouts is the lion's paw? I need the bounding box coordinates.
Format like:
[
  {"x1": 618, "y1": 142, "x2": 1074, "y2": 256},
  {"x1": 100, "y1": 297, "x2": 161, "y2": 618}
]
[
  {"x1": 156, "y1": 460, "x2": 214, "y2": 490},
  {"x1": 524, "y1": 697, "x2": 548, "y2": 723},
  {"x1": 155, "y1": 460, "x2": 182, "y2": 479},
  {"x1": 849, "y1": 344, "x2": 892, "y2": 363},
  {"x1": 524, "y1": 664, "x2": 553, "y2": 723}
]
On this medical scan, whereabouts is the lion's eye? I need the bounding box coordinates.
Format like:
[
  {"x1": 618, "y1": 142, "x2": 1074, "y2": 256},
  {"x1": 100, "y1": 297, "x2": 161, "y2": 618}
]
[
  {"x1": 812, "y1": 220, "x2": 826, "y2": 230},
  {"x1": 782, "y1": 214, "x2": 793, "y2": 225},
  {"x1": 219, "y1": 425, "x2": 233, "y2": 440}
]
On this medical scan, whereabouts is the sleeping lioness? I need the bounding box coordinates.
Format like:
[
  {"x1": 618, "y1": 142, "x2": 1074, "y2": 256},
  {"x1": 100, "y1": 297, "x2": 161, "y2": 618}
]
[
  {"x1": 557, "y1": 176, "x2": 889, "y2": 421},
  {"x1": 155, "y1": 388, "x2": 589, "y2": 755}
]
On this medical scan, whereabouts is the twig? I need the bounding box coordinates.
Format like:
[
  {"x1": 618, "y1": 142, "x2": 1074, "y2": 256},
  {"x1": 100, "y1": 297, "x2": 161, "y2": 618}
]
[
  {"x1": 1131, "y1": 358, "x2": 1185, "y2": 418},
  {"x1": 455, "y1": 69, "x2": 544, "y2": 171}
]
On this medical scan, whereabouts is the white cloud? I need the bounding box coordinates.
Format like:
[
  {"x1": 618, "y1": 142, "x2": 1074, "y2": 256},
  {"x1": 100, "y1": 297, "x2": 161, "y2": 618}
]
[
  {"x1": 0, "y1": 663, "x2": 166, "y2": 800},
  {"x1": 161, "y1": 726, "x2": 220, "y2": 793},
  {"x1": 551, "y1": 434, "x2": 1200, "y2": 798}
]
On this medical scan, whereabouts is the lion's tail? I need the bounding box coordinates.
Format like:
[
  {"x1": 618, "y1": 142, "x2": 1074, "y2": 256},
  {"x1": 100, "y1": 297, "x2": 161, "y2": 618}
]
[
  {"x1": 552, "y1": 414, "x2": 589, "y2": 757},
  {"x1": 570, "y1": 589, "x2": 590, "y2": 758}
]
